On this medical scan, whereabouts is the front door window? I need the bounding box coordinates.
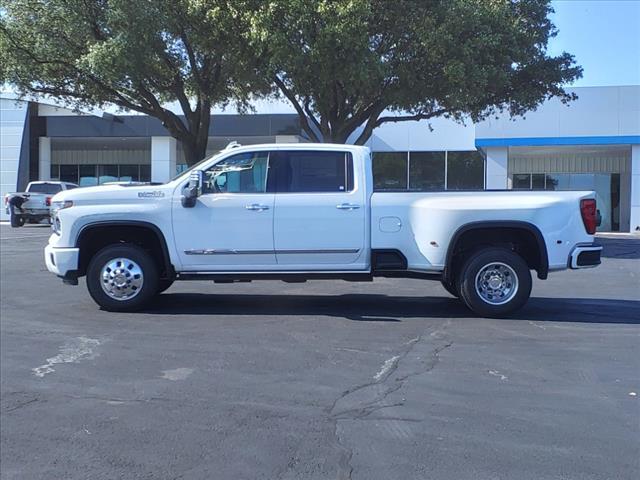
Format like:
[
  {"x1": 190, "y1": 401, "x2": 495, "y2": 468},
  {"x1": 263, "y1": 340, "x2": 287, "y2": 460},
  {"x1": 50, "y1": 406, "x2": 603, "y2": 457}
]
[{"x1": 203, "y1": 152, "x2": 269, "y2": 194}]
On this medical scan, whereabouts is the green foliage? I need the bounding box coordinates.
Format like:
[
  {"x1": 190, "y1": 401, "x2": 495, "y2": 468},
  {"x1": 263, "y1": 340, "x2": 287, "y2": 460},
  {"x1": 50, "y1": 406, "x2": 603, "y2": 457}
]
[
  {"x1": 242, "y1": 0, "x2": 582, "y2": 144},
  {"x1": 1, "y1": 0, "x2": 582, "y2": 154},
  {"x1": 0, "y1": 0, "x2": 267, "y2": 165}
]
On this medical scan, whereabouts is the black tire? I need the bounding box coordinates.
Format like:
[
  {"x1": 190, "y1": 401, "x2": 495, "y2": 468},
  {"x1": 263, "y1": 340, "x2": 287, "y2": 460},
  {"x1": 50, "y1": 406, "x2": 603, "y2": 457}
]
[
  {"x1": 440, "y1": 280, "x2": 459, "y2": 298},
  {"x1": 156, "y1": 278, "x2": 174, "y2": 295},
  {"x1": 86, "y1": 244, "x2": 159, "y2": 312},
  {"x1": 10, "y1": 211, "x2": 24, "y2": 228},
  {"x1": 457, "y1": 248, "x2": 532, "y2": 318}
]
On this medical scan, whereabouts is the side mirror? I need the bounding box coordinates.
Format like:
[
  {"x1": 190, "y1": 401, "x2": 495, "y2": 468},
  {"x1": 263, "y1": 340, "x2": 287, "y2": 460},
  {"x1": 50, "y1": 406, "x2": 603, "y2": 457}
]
[{"x1": 181, "y1": 170, "x2": 203, "y2": 208}]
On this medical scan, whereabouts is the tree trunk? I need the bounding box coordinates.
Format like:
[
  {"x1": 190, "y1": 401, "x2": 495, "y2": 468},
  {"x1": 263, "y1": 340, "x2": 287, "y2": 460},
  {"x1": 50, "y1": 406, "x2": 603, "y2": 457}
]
[{"x1": 181, "y1": 136, "x2": 208, "y2": 167}]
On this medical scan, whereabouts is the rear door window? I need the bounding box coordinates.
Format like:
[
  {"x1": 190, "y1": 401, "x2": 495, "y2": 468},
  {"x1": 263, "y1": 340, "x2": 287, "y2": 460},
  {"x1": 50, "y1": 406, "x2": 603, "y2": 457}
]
[{"x1": 267, "y1": 151, "x2": 353, "y2": 193}]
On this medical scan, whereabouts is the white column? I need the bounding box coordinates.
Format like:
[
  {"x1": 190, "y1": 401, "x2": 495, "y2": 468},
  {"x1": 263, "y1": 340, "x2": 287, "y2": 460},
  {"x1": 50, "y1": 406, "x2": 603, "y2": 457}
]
[
  {"x1": 0, "y1": 98, "x2": 28, "y2": 220},
  {"x1": 630, "y1": 144, "x2": 640, "y2": 233},
  {"x1": 151, "y1": 137, "x2": 177, "y2": 183},
  {"x1": 39, "y1": 137, "x2": 51, "y2": 181},
  {"x1": 484, "y1": 146, "x2": 509, "y2": 190}
]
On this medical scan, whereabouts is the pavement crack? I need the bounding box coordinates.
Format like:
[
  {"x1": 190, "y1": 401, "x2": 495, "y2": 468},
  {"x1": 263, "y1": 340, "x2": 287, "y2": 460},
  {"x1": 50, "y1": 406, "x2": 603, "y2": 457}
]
[
  {"x1": 395, "y1": 341, "x2": 453, "y2": 383},
  {"x1": 4, "y1": 398, "x2": 40, "y2": 412},
  {"x1": 327, "y1": 335, "x2": 422, "y2": 418},
  {"x1": 61, "y1": 394, "x2": 175, "y2": 404},
  {"x1": 325, "y1": 322, "x2": 453, "y2": 478},
  {"x1": 331, "y1": 418, "x2": 354, "y2": 480}
]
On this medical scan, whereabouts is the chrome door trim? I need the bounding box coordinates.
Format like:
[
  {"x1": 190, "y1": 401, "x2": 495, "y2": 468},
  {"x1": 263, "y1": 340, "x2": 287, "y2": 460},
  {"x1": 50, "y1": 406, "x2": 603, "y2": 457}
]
[
  {"x1": 277, "y1": 249, "x2": 360, "y2": 254},
  {"x1": 185, "y1": 248, "x2": 360, "y2": 255}
]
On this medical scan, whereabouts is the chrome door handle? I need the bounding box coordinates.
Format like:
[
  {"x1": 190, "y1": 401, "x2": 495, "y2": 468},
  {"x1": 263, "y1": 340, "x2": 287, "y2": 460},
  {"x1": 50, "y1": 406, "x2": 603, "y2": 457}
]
[
  {"x1": 336, "y1": 203, "x2": 360, "y2": 210},
  {"x1": 245, "y1": 204, "x2": 270, "y2": 211}
]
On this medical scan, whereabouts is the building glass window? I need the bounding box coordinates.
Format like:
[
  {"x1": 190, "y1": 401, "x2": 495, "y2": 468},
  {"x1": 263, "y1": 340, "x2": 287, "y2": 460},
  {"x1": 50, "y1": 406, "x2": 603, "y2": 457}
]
[
  {"x1": 140, "y1": 165, "x2": 151, "y2": 182},
  {"x1": 409, "y1": 152, "x2": 445, "y2": 191},
  {"x1": 512, "y1": 174, "x2": 531, "y2": 190},
  {"x1": 544, "y1": 174, "x2": 570, "y2": 190},
  {"x1": 373, "y1": 152, "x2": 407, "y2": 190},
  {"x1": 79, "y1": 165, "x2": 98, "y2": 187},
  {"x1": 98, "y1": 165, "x2": 118, "y2": 184},
  {"x1": 59, "y1": 165, "x2": 78, "y2": 184},
  {"x1": 531, "y1": 174, "x2": 545, "y2": 190},
  {"x1": 446, "y1": 151, "x2": 484, "y2": 190},
  {"x1": 119, "y1": 165, "x2": 140, "y2": 182},
  {"x1": 52, "y1": 164, "x2": 150, "y2": 185}
]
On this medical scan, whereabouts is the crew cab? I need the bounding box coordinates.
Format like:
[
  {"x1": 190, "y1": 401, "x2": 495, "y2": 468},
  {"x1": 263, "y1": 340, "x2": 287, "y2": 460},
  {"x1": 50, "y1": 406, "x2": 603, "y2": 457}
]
[
  {"x1": 5, "y1": 181, "x2": 78, "y2": 227},
  {"x1": 44, "y1": 143, "x2": 602, "y2": 317}
]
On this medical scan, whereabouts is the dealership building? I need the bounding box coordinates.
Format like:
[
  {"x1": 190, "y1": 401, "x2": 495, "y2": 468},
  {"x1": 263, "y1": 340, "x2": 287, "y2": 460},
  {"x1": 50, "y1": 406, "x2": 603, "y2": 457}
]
[{"x1": 1, "y1": 85, "x2": 639, "y2": 231}]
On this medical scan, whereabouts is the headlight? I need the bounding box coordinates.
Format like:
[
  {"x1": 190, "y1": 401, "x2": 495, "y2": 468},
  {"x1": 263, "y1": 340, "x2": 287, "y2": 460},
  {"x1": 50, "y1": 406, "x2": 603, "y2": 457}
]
[
  {"x1": 51, "y1": 200, "x2": 73, "y2": 212},
  {"x1": 50, "y1": 200, "x2": 73, "y2": 234}
]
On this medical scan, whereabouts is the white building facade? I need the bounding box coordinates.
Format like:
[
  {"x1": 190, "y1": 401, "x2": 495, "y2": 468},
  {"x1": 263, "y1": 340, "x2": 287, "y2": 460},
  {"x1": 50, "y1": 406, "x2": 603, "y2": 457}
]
[{"x1": 1, "y1": 86, "x2": 638, "y2": 231}]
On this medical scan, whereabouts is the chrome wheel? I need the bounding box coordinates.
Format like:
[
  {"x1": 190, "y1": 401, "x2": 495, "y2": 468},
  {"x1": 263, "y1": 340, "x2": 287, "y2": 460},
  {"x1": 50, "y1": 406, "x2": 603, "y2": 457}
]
[
  {"x1": 474, "y1": 262, "x2": 519, "y2": 306},
  {"x1": 100, "y1": 257, "x2": 144, "y2": 301}
]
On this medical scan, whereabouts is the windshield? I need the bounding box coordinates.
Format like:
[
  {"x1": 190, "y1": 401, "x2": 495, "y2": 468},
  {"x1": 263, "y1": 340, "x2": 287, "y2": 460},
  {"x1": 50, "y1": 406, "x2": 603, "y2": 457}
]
[
  {"x1": 171, "y1": 150, "x2": 225, "y2": 182},
  {"x1": 27, "y1": 183, "x2": 63, "y2": 194}
]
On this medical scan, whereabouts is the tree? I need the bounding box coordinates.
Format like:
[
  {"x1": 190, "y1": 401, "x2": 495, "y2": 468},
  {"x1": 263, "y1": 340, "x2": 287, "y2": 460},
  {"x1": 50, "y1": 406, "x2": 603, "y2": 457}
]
[
  {"x1": 244, "y1": 0, "x2": 582, "y2": 144},
  {"x1": 0, "y1": 0, "x2": 266, "y2": 166}
]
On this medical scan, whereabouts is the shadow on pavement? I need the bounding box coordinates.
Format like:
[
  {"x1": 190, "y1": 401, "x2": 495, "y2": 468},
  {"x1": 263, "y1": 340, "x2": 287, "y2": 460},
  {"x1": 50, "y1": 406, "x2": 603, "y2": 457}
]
[
  {"x1": 597, "y1": 237, "x2": 640, "y2": 259},
  {"x1": 141, "y1": 293, "x2": 640, "y2": 324}
]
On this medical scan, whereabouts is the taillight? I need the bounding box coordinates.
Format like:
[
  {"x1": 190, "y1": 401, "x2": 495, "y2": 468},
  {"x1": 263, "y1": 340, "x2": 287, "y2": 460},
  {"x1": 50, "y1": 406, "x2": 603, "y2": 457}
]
[
  {"x1": 46, "y1": 196, "x2": 52, "y2": 207},
  {"x1": 580, "y1": 198, "x2": 597, "y2": 234}
]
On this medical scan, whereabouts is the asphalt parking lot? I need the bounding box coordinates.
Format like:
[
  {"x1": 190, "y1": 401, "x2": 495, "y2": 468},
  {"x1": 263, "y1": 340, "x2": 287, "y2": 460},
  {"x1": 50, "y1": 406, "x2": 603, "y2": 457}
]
[{"x1": 1, "y1": 224, "x2": 639, "y2": 480}]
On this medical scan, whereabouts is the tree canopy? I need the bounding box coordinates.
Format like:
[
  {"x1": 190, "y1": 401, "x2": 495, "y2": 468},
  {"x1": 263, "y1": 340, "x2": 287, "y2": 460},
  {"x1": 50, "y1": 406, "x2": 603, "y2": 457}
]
[
  {"x1": 243, "y1": 0, "x2": 582, "y2": 144},
  {"x1": 0, "y1": 0, "x2": 266, "y2": 165},
  {"x1": 1, "y1": 0, "x2": 582, "y2": 160}
]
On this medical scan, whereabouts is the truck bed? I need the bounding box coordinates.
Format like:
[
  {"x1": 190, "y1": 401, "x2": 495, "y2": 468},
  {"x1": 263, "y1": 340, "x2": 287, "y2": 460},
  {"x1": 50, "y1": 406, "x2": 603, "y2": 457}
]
[{"x1": 371, "y1": 190, "x2": 595, "y2": 272}]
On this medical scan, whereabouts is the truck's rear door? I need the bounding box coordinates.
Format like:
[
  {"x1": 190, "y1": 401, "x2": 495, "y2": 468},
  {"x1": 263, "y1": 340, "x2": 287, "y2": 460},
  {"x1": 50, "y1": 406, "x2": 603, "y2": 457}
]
[{"x1": 269, "y1": 150, "x2": 366, "y2": 269}]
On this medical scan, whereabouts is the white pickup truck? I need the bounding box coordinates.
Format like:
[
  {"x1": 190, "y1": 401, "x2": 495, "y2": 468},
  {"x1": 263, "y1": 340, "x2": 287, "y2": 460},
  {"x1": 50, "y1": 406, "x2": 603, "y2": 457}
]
[
  {"x1": 45, "y1": 143, "x2": 602, "y2": 317},
  {"x1": 5, "y1": 181, "x2": 78, "y2": 227}
]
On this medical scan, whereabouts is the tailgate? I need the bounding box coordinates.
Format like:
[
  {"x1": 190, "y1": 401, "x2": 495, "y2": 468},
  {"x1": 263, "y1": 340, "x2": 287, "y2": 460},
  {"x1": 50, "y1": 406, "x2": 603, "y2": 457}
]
[{"x1": 23, "y1": 194, "x2": 49, "y2": 210}]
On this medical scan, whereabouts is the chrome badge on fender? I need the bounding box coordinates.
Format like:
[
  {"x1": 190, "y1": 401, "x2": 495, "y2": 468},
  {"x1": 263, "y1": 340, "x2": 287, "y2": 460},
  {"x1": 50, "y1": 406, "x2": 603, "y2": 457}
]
[{"x1": 138, "y1": 191, "x2": 165, "y2": 198}]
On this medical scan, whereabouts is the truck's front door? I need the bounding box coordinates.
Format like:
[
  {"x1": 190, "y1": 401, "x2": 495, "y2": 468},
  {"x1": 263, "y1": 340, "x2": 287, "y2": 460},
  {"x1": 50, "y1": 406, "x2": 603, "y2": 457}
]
[
  {"x1": 268, "y1": 150, "x2": 367, "y2": 270},
  {"x1": 173, "y1": 151, "x2": 276, "y2": 270}
]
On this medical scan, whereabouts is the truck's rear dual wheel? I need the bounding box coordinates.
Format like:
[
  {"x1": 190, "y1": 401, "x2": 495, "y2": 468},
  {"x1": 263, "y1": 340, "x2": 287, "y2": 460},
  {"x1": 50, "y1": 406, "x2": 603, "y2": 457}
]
[
  {"x1": 457, "y1": 248, "x2": 532, "y2": 318},
  {"x1": 86, "y1": 244, "x2": 158, "y2": 312}
]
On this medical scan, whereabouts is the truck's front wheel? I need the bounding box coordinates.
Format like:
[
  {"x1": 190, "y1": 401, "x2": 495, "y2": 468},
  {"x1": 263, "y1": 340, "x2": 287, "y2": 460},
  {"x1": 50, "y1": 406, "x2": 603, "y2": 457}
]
[
  {"x1": 458, "y1": 248, "x2": 531, "y2": 318},
  {"x1": 86, "y1": 244, "x2": 158, "y2": 312}
]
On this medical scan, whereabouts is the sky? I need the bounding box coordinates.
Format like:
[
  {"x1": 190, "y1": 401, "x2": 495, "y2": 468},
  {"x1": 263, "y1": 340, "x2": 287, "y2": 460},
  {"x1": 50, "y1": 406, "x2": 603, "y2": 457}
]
[{"x1": 548, "y1": 0, "x2": 640, "y2": 86}]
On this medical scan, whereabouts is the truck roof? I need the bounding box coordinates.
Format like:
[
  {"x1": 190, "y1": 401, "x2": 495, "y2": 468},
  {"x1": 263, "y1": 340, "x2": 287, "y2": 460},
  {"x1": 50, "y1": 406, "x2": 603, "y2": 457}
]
[
  {"x1": 28, "y1": 181, "x2": 78, "y2": 186},
  {"x1": 219, "y1": 143, "x2": 370, "y2": 154}
]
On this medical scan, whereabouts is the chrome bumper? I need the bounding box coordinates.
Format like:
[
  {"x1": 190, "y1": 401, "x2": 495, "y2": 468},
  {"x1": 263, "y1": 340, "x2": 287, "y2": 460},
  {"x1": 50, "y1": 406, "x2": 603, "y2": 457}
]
[{"x1": 569, "y1": 243, "x2": 602, "y2": 269}]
